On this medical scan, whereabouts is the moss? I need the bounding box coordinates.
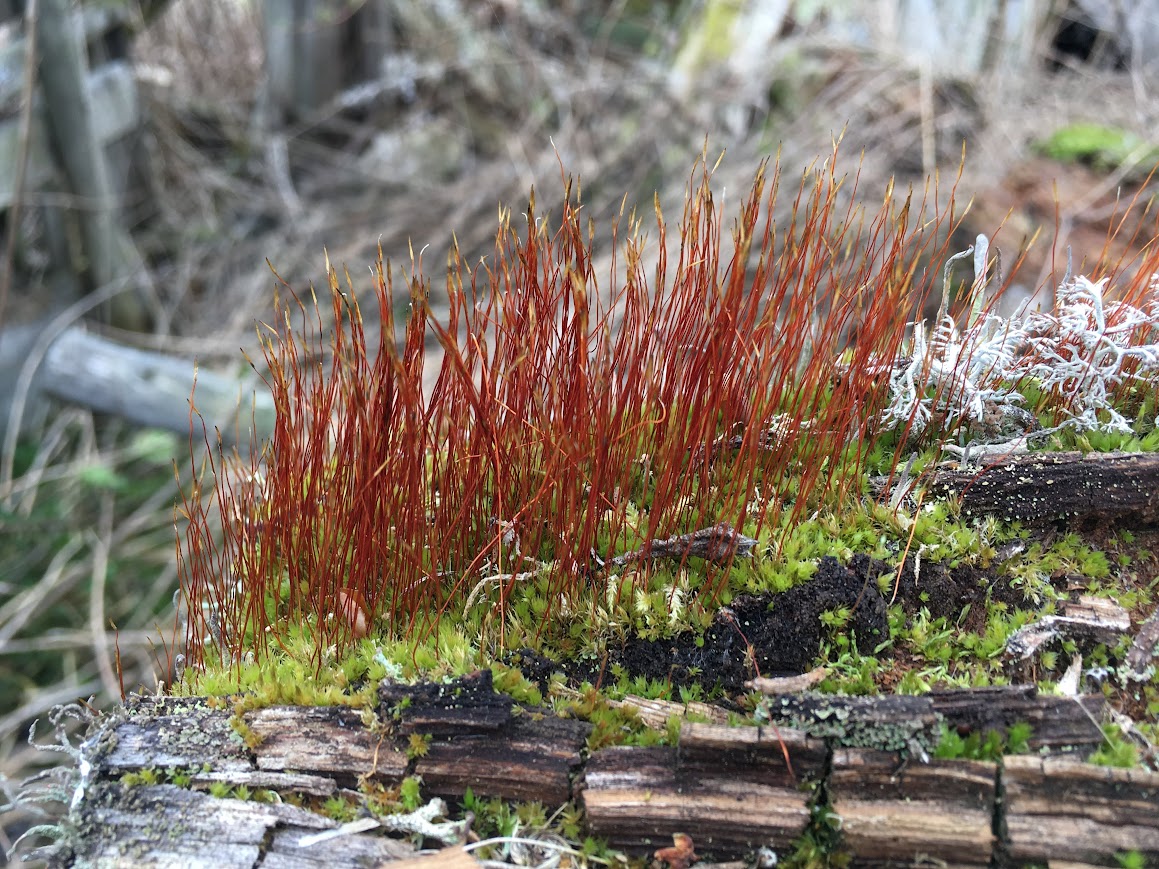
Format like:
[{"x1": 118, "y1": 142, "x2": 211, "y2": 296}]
[
  {"x1": 1089, "y1": 724, "x2": 1140, "y2": 768},
  {"x1": 166, "y1": 158, "x2": 1159, "y2": 797},
  {"x1": 1035, "y1": 123, "x2": 1159, "y2": 173},
  {"x1": 934, "y1": 721, "x2": 1032, "y2": 761}
]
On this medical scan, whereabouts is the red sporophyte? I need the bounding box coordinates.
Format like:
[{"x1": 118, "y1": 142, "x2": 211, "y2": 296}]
[{"x1": 175, "y1": 149, "x2": 978, "y2": 676}]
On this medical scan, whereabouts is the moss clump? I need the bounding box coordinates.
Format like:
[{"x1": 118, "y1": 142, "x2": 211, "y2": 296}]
[{"x1": 168, "y1": 155, "x2": 1159, "y2": 794}]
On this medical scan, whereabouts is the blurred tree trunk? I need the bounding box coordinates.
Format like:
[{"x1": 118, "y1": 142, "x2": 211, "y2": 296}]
[
  {"x1": 262, "y1": 0, "x2": 392, "y2": 122},
  {"x1": 35, "y1": 0, "x2": 150, "y2": 330}
]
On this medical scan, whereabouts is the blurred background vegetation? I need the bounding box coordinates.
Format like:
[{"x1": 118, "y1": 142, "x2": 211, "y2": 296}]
[{"x1": 1, "y1": 0, "x2": 1157, "y2": 856}]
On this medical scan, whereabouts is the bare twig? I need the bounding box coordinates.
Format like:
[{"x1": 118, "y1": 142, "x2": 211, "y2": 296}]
[
  {"x1": 608, "y1": 523, "x2": 759, "y2": 569},
  {"x1": 87, "y1": 497, "x2": 122, "y2": 703}
]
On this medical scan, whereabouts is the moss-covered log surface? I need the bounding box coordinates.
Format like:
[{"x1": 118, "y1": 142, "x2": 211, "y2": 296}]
[{"x1": 25, "y1": 451, "x2": 1159, "y2": 868}]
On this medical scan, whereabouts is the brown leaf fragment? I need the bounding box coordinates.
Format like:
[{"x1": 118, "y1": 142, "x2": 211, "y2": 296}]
[
  {"x1": 381, "y1": 846, "x2": 479, "y2": 869},
  {"x1": 654, "y1": 833, "x2": 698, "y2": 869}
]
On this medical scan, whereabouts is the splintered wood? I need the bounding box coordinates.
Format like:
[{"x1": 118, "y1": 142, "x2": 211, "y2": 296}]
[
  {"x1": 829, "y1": 748, "x2": 996, "y2": 863},
  {"x1": 1003, "y1": 756, "x2": 1159, "y2": 862}
]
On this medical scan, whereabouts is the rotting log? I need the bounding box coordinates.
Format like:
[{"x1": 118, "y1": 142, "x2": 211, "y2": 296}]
[
  {"x1": 582, "y1": 723, "x2": 827, "y2": 854},
  {"x1": 0, "y1": 321, "x2": 276, "y2": 449},
  {"x1": 1003, "y1": 755, "x2": 1159, "y2": 863},
  {"x1": 64, "y1": 782, "x2": 419, "y2": 869},
  {"x1": 33, "y1": 681, "x2": 1159, "y2": 867},
  {"x1": 828, "y1": 748, "x2": 996, "y2": 866},
  {"x1": 762, "y1": 684, "x2": 1106, "y2": 756},
  {"x1": 931, "y1": 450, "x2": 1159, "y2": 527}
]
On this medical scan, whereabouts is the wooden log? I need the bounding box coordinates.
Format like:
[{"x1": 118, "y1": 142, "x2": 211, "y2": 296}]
[
  {"x1": 378, "y1": 669, "x2": 591, "y2": 804},
  {"x1": 764, "y1": 687, "x2": 1106, "y2": 758},
  {"x1": 0, "y1": 321, "x2": 275, "y2": 449},
  {"x1": 828, "y1": 748, "x2": 996, "y2": 866},
  {"x1": 64, "y1": 782, "x2": 419, "y2": 869},
  {"x1": 379, "y1": 670, "x2": 514, "y2": 736},
  {"x1": 245, "y1": 705, "x2": 409, "y2": 787},
  {"x1": 1127, "y1": 603, "x2": 1159, "y2": 678},
  {"x1": 931, "y1": 450, "x2": 1159, "y2": 527},
  {"x1": 760, "y1": 693, "x2": 942, "y2": 754},
  {"x1": 582, "y1": 722, "x2": 827, "y2": 856},
  {"x1": 926, "y1": 685, "x2": 1106, "y2": 754},
  {"x1": 608, "y1": 693, "x2": 732, "y2": 729},
  {"x1": 95, "y1": 696, "x2": 252, "y2": 774},
  {"x1": 417, "y1": 715, "x2": 588, "y2": 805},
  {"x1": 0, "y1": 11, "x2": 140, "y2": 210},
  {"x1": 1002, "y1": 755, "x2": 1159, "y2": 864},
  {"x1": 39, "y1": 684, "x2": 1159, "y2": 866},
  {"x1": 36, "y1": 0, "x2": 147, "y2": 330}
]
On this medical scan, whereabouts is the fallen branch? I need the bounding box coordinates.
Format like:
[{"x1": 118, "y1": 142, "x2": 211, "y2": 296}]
[{"x1": 930, "y1": 450, "x2": 1159, "y2": 527}]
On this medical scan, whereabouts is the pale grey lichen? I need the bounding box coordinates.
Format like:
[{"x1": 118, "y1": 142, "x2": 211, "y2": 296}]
[{"x1": 880, "y1": 238, "x2": 1159, "y2": 448}]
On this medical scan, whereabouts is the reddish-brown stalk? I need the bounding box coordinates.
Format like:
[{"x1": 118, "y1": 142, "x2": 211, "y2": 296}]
[{"x1": 177, "y1": 150, "x2": 981, "y2": 674}]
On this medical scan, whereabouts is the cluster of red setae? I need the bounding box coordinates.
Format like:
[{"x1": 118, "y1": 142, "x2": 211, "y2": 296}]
[{"x1": 176, "y1": 151, "x2": 1000, "y2": 673}]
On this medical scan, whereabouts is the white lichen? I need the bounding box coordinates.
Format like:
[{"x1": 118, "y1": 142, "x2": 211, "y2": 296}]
[{"x1": 880, "y1": 238, "x2": 1159, "y2": 450}]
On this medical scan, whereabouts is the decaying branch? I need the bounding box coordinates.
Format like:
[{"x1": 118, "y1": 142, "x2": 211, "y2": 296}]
[{"x1": 931, "y1": 449, "x2": 1159, "y2": 527}]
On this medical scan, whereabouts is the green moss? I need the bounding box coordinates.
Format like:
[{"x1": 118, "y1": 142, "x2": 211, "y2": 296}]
[
  {"x1": 399, "y1": 776, "x2": 423, "y2": 811},
  {"x1": 459, "y1": 789, "x2": 619, "y2": 864},
  {"x1": 119, "y1": 765, "x2": 207, "y2": 789},
  {"x1": 1115, "y1": 849, "x2": 1147, "y2": 869},
  {"x1": 1035, "y1": 123, "x2": 1159, "y2": 173},
  {"x1": 934, "y1": 720, "x2": 1032, "y2": 761},
  {"x1": 119, "y1": 768, "x2": 161, "y2": 787},
  {"x1": 1089, "y1": 724, "x2": 1140, "y2": 768},
  {"x1": 405, "y1": 732, "x2": 432, "y2": 760},
  {"x1": 321, "y1": 794, "x2": 359, "y2": 823},
  {"x1": 781, "y1": 798, "x2": 849, "y2": 869}
]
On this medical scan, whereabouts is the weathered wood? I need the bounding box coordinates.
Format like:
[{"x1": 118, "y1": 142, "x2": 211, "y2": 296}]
[
  {"x1": 64, "y1": 782, "x2": 419, "y2": 869},
  {"x1": 583, "y1": 723, "x2": 827, "y2": 855},
  {"x1": 829, "y1": 748, "x2": 996, "y2": 866},
  {"x1": 89, "y1": 688, "x2": 589, "y2": 808},
  {"x1": 417, "y1": 714, "x2": 588, "y2": 804},
  {"x1": 927, "y1": 685, "x2": 1106, "y2": 753},
  {"x1": 763, "y1": 687, "x2": 1106, "y2": 757},
  {"x1": 1002, "y1": 755, "x2": 1159, "y2": 863},
  {"x1": 931, "y1": 450, "x2": 1159, "y2": 527},
  {"x1": 38, "y1": 683, "x2": 1159, "y2": 866},
  {"x1": 246, "y1": 705, "x2": 408, "y2": 787},
  {"x1": 761, "y1": 693, "x2": 942, "y2": 754},
  {"x1": 610, "y1": 693, "x2": 732, "y2": 729},
  {"x1": 379, "y1": 670, "x2": 514, "y2": 736},
  {"x1": 0, "y1": 321, "x2": 276, "y2": 448},
  {"x1": 0, "y1": 12, "x2": 140, "y2": 210},
  {"x1": 96, "y1": 696, "x2": 252, "y2": 774},
  {"x1": 377, "y1": 669, "x2": 591, "y2": 804},
  {"x1": 1127, "y1": 603, "x2": 1159, "y2": 677},
  {"x1": 36, "y1": 0, "x2": 147, "y2": 330}
]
